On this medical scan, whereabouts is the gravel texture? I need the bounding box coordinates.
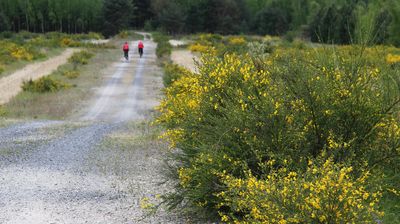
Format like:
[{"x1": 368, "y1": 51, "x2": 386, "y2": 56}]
[{"x1": 0, "y1": 34, "x2": 183, "y2": 224}]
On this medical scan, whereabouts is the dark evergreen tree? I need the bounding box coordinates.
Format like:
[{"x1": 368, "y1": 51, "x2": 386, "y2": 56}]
[
  {"x1": 132, "y1": 0, "x2": 153, "y2": 28},
  {"x1": 373, "y1": 10, "x2": 392, "y2": 44},
  {"x1": 309, "y1": 5, "x2": 339, "y2": 43},
  {"x1": 0, "y1": 11, "x2": 11, "y2": 31},
  {"x1": 185, "y1": 0, "x2": 208, "y2": 33},
  {"x1": 157, "y1": 1, "x2": 186, "y2": 34},
  {"x1": 102, "y1": 0, "x2": 134, "y2": 37},
  {"x1": 253, "y1": 5, "x2": 291, "y2": 35}
]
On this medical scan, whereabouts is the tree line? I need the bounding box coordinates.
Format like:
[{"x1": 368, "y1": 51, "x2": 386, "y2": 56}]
[{"x1": 1, "y1": 0, "x2": 400, "y2": 46}]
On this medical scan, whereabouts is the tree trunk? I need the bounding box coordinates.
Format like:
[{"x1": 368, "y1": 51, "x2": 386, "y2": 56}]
[{"x1": 26, "y1": 14, "x2": 29, "y2": 31}]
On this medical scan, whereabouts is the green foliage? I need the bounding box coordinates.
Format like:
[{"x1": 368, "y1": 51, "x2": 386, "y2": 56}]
[
  {"x1": 62, "y1": 70, "x2": 80, "y2": 79},
  {"x1": 157, "y1": 43, "x2": 400, "y2": 221},
  {"x1": 388, "y1": 0, "x2": 400, "y2": 46},
  {"x1": 156, "y1": 1, "x2": 186, "y2": 34},
  {"x1": 22, "y1": 76, "x2": 71, "y2": 93},
  {"x1": 163, "y1": 63, "x2": 189, "y2": 87},
  {"x1": 102, "y1": 0, "x2": 134, "y2": 37},
  {"x1": 309, "y1": 4, "x2": 356, "y2": 44},
  {"x1": 68, "y1": 50, "x2": 94, "y2": 66},
  {"x1": 0, "y1": 0, "x2": 103, "y2": 33},
  {"x1": 153, "y1": 33, "x2": 172, "y2": 59},
  {"x1": 219, "y1": 159, "x2": 383, "y2": 223},
  {"x1": 253, "y1": 5, "x2": 291, "y2": 35},
  {"x1": 0, "y1": 0, "x2": 399, "y2": 45},
  {"x1": 0, "y1": 106, "x2": 7, "y2": 117},
  {"x1": 118, "y1": 30, "x2": 129, "y2": 39}
]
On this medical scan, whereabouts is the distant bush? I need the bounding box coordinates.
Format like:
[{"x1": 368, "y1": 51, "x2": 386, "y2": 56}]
[
  {"x1": 0, "y1": 31, "x2": 13, "y2": 39},
  {"x1": 0, "y1": 40, "x2": 40, "y2": 64},
  {"x1": 60, "y1": 38, "x2": 79, "y2": 47},
  {"x1": 0, "y1": 106, "x2": 7, "y2": 116},
  {"x1": 386, "y1": 53, "x2": 400, "y2": 65},
  {"x1": 62, "y1": 70, "x2": 80, "y2": 79},
  {"x1": 153, "y1": 33, "x2": 172, "y2": 58},
  {"x1": 68, "y1": 50, "x2": 94, "y2": 66},
  {"x1": 118, "y1": 30, "x2": 129, "y2": 39},
  {"x1": 228, "y1": 36, "x2": 246, "y2": 45},
  {"x1": 188, "y1": 43, "x2": 210, "y2": 53},
  {"x1": 17, "y1": 31, "x2": 40, "y2": 40},
  {"x1": 0, "y1": 65, "x2": 4, "y2": 74},
  {"x1": 22, "y1": 76, "x2": 71, "y2": 93}
]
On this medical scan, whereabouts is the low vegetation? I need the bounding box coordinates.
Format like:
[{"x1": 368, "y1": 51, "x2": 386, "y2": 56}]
[
  {"x1": 162, "y1": 63, "x2": 189, "y2": 87},
  {"x1": 22, "y1": 77, "x2": 71, "y2": 93},
  {"x1": 0, "y1": 31, "x2": 109, "y2": 76},
  {"x1": 157, "y1": 36, "x2": 400, "y2": 223},
  {"x1": 153, "y1": 32, "x2": 172, "y2": 60},
  {"x1": 68, "y1": 51, "x2": 95, "y2": 66}
]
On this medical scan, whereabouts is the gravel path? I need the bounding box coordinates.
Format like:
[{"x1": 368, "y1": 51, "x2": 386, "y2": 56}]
[
  {"x1": 0, "y1": 34, "x2": 182, "y2": 223},
  {"x1": 0, "y1": 49, "x2": 80, "y2": 105}
]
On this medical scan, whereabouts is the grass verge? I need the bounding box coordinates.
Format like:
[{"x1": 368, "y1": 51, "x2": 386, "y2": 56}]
[
  {"x1": 0, "y1": 48, "x2": 64, "y2": 79},
  {"x1": 1, "y1": 47, "x2": 119, "y2": 120}
]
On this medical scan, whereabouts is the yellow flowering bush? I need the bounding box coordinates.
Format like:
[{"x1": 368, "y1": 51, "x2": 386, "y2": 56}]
[
  {"x1": 228, "y1": 37, "x2": 246, "y2": 45},
  {"x1": 68, "y1": 50, "x2": 94, "y2": 66},
  {"x1": 386, "y1": 53, "x2": 400, "y2": 65},
  {"x1": 10, "y1": 46, "x2": 34, "y2": 61},
  {"x1": 218, "y1": 159, "x2": 383, "y2": 223},
  {"x1": 0, "y1": 41, "x2": 35, "y2": 63},
  {"x1": 60, "y1": 37, "x2": 79, "y2": 47},
  {"x1": 22, "y1": 76, "x2": 71, "y2": 93},
  {"x1": 158, "y1": 41, "x2": 400, "y2": 221},
  {"x1": 163, "y1": 63, "x2": 192, "y2": 87},
  {"x1": 62, "y1": 70, "x2": 80, "y2": 79},
  {"x1": 188, "y1": 43, "x2": 212, "y2": 53}
]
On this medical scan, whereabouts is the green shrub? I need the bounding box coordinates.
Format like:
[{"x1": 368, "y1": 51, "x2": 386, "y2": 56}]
[
  {"x1": 153, "y1": 32, "x2": 172, "y2": 58},
  {"x1": 163, "y1": 63, "x2": 189, "y2": 87},
  {"x1": 62, "y1": 70, "x2": 80, "y2": 79},
  {"x1": 219, "y1": 158, "x2": 383, "y2": 223},
  {"x1": 118, "y1": 30, "x2": 129, "y2": 38},
  {"x1": 68, "y1": 50, "x2": 94, "y2": 66},
  {"x1": 22, "y1": 76, "x2": 71, "y2": 93},
  {"x1": 17, "y1": 30, "x2": 40, "y2": 39},
  {"x1": 157, "y1": 45, "x2": 400, "y2": 221},
  {"x1": 0, "y1": 31, "x2": 14, "y2": 39},
  {"x1": 0, "y1": 106, "x2": 7, "y2": 116}
]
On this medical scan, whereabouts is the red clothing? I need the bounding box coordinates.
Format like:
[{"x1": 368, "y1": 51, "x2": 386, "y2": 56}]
[
  {"x1": 138, "y1": 41, "x2": 144, "y2": 49},
  {"x1": 123, "y1": 43, "x2": 129, "y2": 51}
]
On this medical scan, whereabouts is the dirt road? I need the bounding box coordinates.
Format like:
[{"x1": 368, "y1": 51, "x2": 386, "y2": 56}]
[
  {"x1": 0, "y1": 34, "x2": 181, "y2": 223},
  {"x1": 0, "y1": 49, "x2": 80, "y2": 105}
]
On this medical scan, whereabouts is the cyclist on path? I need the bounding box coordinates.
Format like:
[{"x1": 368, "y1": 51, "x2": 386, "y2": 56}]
[
  {"x1": 138, "y1": 40, "x2": 144, "y2": 58},
  {"x1": 123, "y1": 42, "x2": 129, "y2": 60}
]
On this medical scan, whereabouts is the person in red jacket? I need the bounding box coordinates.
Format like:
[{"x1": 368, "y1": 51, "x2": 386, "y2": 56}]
[
  {"x1": 138, "y1": 40, "x2": 144, "y2": 58},
  {"x1": 123, "y1": 42, "x2": 129, "y2": 60}
]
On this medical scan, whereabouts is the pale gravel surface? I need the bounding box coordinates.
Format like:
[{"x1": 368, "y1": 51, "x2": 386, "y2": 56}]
[
  {"x1": 171, "y1": 50, "x2": 198, "y2": 73},
  {"x1": 0, "y1": 34, "x2": 184, "y2": 223},
  {"x1": 0, "y1": 48, "x2": 80, "y2": 105},
  {"x1": 168, "y1": 40, "x2": 188, "y2": 47}
]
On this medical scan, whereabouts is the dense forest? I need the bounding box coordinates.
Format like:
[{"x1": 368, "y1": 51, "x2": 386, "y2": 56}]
[{"x1": 1, "y1": 0, "x2": 400, "y2": 45}]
